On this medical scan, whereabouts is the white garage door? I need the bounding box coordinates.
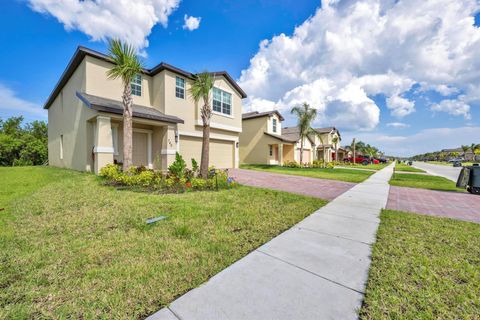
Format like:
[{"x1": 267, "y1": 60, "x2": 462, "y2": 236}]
[{"x1": 179, "y1": 136, "x2": 234, "y2": 168}]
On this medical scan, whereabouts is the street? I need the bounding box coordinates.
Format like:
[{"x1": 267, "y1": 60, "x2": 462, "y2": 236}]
[{"x1": 413, "y1": 162, "x2": 462, "y2": 182}]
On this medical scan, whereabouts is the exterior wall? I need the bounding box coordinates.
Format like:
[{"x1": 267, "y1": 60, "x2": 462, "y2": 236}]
[
  {"x1": 266, "y1": 113, "x2": 282, "y2": 135},
  {"x1": 48, "y1": 59, "x2": 98, "y2": 172},
  {"x1": 239, "y1": 117, "x2": 286, "y2": 164},
  {"x1": 294, "y1": 136, "x2": 313, "y2": 163}
]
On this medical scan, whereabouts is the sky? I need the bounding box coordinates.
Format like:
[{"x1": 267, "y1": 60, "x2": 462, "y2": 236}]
[{"x1": 0, "y1": 0, "x2": 479, "y2": 157}]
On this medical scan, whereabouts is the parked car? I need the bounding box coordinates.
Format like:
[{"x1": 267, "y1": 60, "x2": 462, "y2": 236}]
[
  {"x1": 453, "y1": 161, "x2": 462, "y2": 167},
  {"x1": 344, "y1": 156, "x2": 379, "y2": 165},
  {"x1": 376, "y1": 158, "x2": 387, "y2": 164}
]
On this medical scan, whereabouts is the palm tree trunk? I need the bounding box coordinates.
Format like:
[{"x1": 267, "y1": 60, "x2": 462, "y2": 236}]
[
  {"x1": 299, "y1": 139, "x2": 304, "y2": 164},
  {"x1": 122, "y1": 83, "x2": 133, "y2": 171},
  {"x1": 200, "y1": 124, "x2": 210, "y2": 178},
  {"x1": 323, "y1": 146, "x2": 326, "y2": 168}
]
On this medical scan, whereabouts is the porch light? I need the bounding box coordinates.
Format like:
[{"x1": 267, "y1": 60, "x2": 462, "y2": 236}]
[
  {"x1": 175, "y1": 129, "x2": 179, "y2": 143},
  {"x1": 236, "y1": 142, "x2": 239, "y2": 148}
]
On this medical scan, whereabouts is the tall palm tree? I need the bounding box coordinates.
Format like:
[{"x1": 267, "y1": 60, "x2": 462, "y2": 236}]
[
  {"x1": 106, "y1": 39, "x2": 143, "y2": 171},
  {"x1": 461, "y1": 145, "x2": 470, "y2": 160},
  {"x1": 351, "y1": 138, "x2": 356, "y2": 164},
  {"x1": 332, "y1": 136, "x2": 339, "y2": 161},
  {"x1": 189, "y1": 72, "x2": 214, "y2": 177},
  {"x1": 291, "y1": 102, "x2": 317, "y2": 164}
]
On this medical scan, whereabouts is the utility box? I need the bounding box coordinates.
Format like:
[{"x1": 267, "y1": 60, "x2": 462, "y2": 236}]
[{"x1": 457, "y1": 165, "x2": 480, "y2": 195}]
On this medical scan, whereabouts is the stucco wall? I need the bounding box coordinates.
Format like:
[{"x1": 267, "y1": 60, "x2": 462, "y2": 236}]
[{"x1": 48, "y1": 59, "x2": 98, "y2": 172}]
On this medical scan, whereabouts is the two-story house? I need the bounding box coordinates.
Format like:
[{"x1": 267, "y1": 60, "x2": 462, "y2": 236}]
[
  {"x1": 45, "y1": 47, "x2": 247, "y2": 173},
  {"x1": 239, "y1": 110, "x2": 342, "y2": 165}
]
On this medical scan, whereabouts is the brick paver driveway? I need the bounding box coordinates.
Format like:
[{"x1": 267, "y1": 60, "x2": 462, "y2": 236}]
[
  {"x1": 387, "y1": 186, "x2": 480, "y2": 223},
  {"x1": 228, "y1": 169, "x2": 354, "y2": 200}
]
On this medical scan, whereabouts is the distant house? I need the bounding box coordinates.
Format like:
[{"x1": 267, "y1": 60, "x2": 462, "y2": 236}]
[
  {"x1": 239, "y1": 110, "x2": 342, "y2": 165},
  {"x1": 44, "y1": 47, "x2": 246, "y2": 173}
]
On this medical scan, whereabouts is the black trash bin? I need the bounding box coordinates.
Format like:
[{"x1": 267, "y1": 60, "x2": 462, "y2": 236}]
[{"x1": 458, "y1": 164, "x2": 480, "y2": 195}]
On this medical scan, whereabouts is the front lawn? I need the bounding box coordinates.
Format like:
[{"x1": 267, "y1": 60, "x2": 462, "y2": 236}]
[
  {"x1": 395, "y1": 162, "x2": 425, "y2": 172},
  {"x1": 338, "y1": 163, "x2": 389, "y2": 171},
  {"x1": 360, "y1": 210, "x2": 480, "y2": 319},
  {"x1": 240, "y1": 164, "x2": 373, "y2": 183},
  {"x1": 389, "y1": 172, "x2": 464, "y2": 192},
  {"x1": 0, "y1": 167, "x2": 325, "y2": 318}
]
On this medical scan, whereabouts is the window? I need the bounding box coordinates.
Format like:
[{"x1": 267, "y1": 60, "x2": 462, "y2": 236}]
[
  {"x1": 175, "y1": 76, "x2": 185, "y2": 99},
  {"x1": 60, "y1": 135, "x2": 64, "y2": 160},
  {"x1": 131, "y1": 74, "x2": 142, "y2": 96},
  {"x1": 213, "y1": 87, "x2": 232, "y2": 115},
  {"x1": 272, "y1": 118, "x2": 277, "y2": 133},
  {"x1": 269, "y1": 145, "x2": 273, "y2": 156}
]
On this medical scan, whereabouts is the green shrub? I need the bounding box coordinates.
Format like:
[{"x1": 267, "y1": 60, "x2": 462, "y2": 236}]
[
  {"x1": 168, "y1": 152, "x2": 186, "y2": 179},
  {"x1": 283, "y1": 160, "x2": 300, "y2": 168}
]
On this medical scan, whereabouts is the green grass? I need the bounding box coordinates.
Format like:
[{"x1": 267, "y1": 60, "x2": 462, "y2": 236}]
[
  {"x1": 390, "y1": 172, "x2": 464, "y2": 192},
  {"x1": 428, "y1": 161, "x2": 477, "y2": 167},
  {"x1": 337, "y1": 163, "x2": 389, "y2": 171},
  {"x1": 395, "y1": 162, "x2": 426, "y2": 172},
  {"x1": 0, "y1": 167, "x2": 326, "y2": 319},
  {"x1": 240, "y1": 164, "x2": 373, "y2": 183},
  {"x1": 360, "y1": 210, "x2": 480, "y2": 319}
]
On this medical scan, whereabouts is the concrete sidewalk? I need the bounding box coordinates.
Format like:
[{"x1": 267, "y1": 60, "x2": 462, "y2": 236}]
[{"x1": 148, "y1": 164, "x2": 394, "y2": 320}]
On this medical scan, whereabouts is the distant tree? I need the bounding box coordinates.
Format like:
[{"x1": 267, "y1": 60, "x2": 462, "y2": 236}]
[
  {"x1": 461, "y1": 145, "x2": 470, "y2": 160},
  {"x1": 0, "y1": 116, "x2": 47, "y2": 166}
]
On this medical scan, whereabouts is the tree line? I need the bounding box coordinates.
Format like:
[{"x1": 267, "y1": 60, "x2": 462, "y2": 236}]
[
  {"x1": 0, "y1": 116, "x2": 48, "y2": 166},
  {"x1": 411, "y1": 143, "x2": 480, "y2": 161}
]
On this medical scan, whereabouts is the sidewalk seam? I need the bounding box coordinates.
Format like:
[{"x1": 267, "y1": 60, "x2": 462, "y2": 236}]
[{"x1": 297, "y1": 227, "x2": 374, "y2": 246}]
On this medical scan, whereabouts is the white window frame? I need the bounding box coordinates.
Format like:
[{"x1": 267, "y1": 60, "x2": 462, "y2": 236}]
[
  {"x1": 212, "y1": 87, "x2": 233, "y2": 118},
  {"x1": 175, "y1": 76, "x2": 185, "y2": 99},
  {"x1": 272, "y1": 118, "x2": 277, "y2": 133},
  {"x1": 131, "y1": 74, "x2": 142, "y2": 96}
]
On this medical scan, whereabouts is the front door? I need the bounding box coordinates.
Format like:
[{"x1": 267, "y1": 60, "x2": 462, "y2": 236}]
[{"x1": 132, "y1": 132, "x2": 148, "y2": 166}]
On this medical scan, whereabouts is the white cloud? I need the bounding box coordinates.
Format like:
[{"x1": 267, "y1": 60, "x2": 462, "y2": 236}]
[
  {"x1": 343, "y1": 126, "x2": 480, "y2": 157},
  {"x1": 239, "y1": 0, "x2": 480, "y2": 131},
  {"x1": 0, "y1": 84, "x2": 45, "y2": 118},
  {"x1": 386, "y1": 122, "x2": 410, "y2": 128},
  {"x1": 28, "y1": 0, "x2": 180, "y2": 50},
  {"x1": 183, "y1": 14, "x2": 201, "y2": 31},
  {"x1": 430, "y1": 98, "x2": 471, "y2": 119}
]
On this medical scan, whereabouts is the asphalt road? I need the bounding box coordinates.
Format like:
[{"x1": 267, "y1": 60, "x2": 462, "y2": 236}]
[{"x1": 412, "y1": 162, "x2": 462, "y2": 182}]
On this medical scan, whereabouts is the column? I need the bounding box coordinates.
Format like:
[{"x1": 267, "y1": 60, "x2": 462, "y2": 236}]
[
  {"x1": 94, "y1": 116, "x2": 114, "y2": 174},
  {"x1": 160, "y1": 124, "x2": 178, "y2": 171},
  {"x1": 279, "y1": 144, "x2": 284, "y2": 165}
]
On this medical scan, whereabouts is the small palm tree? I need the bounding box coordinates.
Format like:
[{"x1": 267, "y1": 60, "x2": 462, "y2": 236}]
[
  {"x1": 461, "y1": 145, "x2": 470, "y2": 160},
  {"x1": 351, "y1": 138, "x2": 356, "y2": 164},
  {"x1": 291, "y1": 102, "x2": 317, "y2": 164},
  {"x1": 106, "y1": 39, "x2": 143, "y2": 171},
  {"x1": 189, "y1": 72, "x2": 214, "y2": 178}
]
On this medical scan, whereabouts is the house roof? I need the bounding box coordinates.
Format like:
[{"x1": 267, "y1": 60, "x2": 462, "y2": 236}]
[
  {"x1": 44, "y1": 46, "x2": 247, "y2": 109},
  {"x1": 242, "y1": 110, "x2": 285, "y2": 121},
  {"x1": 281, "y1": 126, "x2": 315, "y2": 145},
  {"x1": 76, "y1": 92, "x2": 184, "y2": 124},
  {"x1": 314, "y1": 126, "x2": 341, "y2": 139},
  {"x1": 263, "y1": 132, "x2": 297, "y2": 143}
]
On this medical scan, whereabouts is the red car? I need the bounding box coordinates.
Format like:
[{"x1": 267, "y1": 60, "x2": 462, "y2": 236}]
[{"x1": 344, "y1": 156, "x2": 379, "y2": 165}]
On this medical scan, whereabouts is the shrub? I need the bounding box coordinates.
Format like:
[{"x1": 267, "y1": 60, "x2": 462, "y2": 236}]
[
  {"x1": 168, "y1": 152, "x2": 187, "y2": 179},
  {"x1": 312, "y1": 160, "x2": 324, "y2": 168},
  {"x1": 283, "y1": 160, "x2": 300, "y2": 168}
]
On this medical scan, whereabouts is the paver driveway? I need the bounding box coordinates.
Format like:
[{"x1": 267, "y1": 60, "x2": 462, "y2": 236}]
[
  {"x1": 228, "y1": 168, "x2": 355, "y2": 200},
  {"x1": 387, "y1": 186, "x2": 480, "y2": 223}
]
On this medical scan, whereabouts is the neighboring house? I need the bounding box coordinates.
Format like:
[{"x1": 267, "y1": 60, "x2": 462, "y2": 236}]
[
  {"x1": 239, "y1": 110, "x2": 342, "y2": 165},
  {"x1": 45, "y1": 47, "x2": 246, "y2": 173},
  {"x1": 311, "y1": 127, "x2": 342, "y2": 162}
]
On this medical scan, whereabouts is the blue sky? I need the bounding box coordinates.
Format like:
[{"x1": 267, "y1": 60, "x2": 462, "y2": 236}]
[{"x1": 1, "y1": 0, "x2": 479, "y2": 156}]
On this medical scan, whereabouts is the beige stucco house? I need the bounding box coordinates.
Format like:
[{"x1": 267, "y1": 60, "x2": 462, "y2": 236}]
[
  {"x1": 45, "y1": 47, "x2": 247, "y2": 173},
  {"x1": 239, "y1": 110, "x2": 342, "y2": 165},
  {"x1": 311, "y1": 127, "x2": 343, "y2": 162}
]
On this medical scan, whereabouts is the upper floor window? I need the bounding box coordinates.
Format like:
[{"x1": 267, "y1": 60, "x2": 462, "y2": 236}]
[
  {"x1": 213, "y1": 87, "x2": 232, "y2": 115},
  {"x1": 176, "y1": 76, "x2": 185, "y2": 99},
  {"x1": 272, "y1": 118, "x2": 277, "y2": 133},
  {"x1": 131, "y1": 74, "x2": 142, "y2": 96}
]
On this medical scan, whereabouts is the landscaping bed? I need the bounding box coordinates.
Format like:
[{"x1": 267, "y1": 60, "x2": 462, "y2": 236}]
[
  {"x1": 389, "y1": 172, "x2": 465, "y2": 192},
  {"x1": 360, "y1": 210, "x2": 480, "y2": 319},
  {"x1": 240, "y1": 164, "x2": 373, "y2": 183},
  {"x1": 0, "y1": 166, "x2": 325, "y2": 318}
]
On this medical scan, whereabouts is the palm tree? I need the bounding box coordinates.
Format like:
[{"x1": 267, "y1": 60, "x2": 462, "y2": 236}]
[
  {"x1": 106, "y1": 39, "x2": 143, "y2": 171},
  {"x1": 472, "y1": 144, "x2": 480, "y2": 161},
  {"x1": 291, "y1": 102, "x2": 317, "y2": 164},
  {"x1": 351, "y1": 138, "x2": 356, "y2": 164},
  {"x1": 461, "y1": 145, "x2": 470, "y2": 160},
  {"x1": 332, "y1": 135, "x2": 339, "y2": 161},
  {"x1": 316, "y1": 132, "x2": 327, "y2": 168},
  {"x1": 189, "y1": 72, "x2": 215, "y2": 177}
]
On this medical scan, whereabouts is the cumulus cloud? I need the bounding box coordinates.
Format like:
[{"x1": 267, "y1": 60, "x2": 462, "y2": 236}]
[
  {"x1": 0, "y1": 84, "x2": 45, "y2": 118},
  {"x1": 430, "y1": 98, "x2": 471, "y2": 119},
  {"x1": 183, "y1": 15, "x2": 201, "y2": 31},
  {"x1": 28, "y1": 0, "x2": 180, "y2": 50},
  {"x1": 239, "y1": 0, "x2": 480, "y2": 130},
  {"x1": 386, "y1": 122, "x2": 410, "y2": 129},
  {"x1": 344, "y1": 126, "x2": 480, "y2": 156}
]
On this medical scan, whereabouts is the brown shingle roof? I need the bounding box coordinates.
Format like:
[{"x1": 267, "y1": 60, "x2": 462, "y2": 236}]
[
  {"x1": 242, "y1": 110, "x2": 285, "y2": 121},
  {"x1": 76, "y1": 92, "x2": 184, "y2": 124}
]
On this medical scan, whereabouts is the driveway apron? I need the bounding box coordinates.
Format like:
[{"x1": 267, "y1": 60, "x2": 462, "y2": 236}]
[{"x1": 148, "y1": 164, "x2": 394, "y2": 320}]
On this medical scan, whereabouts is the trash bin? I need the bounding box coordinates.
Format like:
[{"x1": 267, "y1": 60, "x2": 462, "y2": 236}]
[{"x1": 458, "y1": 165, "x2": 480, "y2": 195}]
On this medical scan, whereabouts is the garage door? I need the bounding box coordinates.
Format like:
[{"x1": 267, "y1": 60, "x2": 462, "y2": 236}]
[
  {"x1": 132, "y1": 132, "x2": 148, "y2": 166},
  {"x1": 179, "y1": 136, "x2": 234, "y2": 168},
  {"x1": 296, "y1": 148, "x2": 311, "y2": 163}
]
